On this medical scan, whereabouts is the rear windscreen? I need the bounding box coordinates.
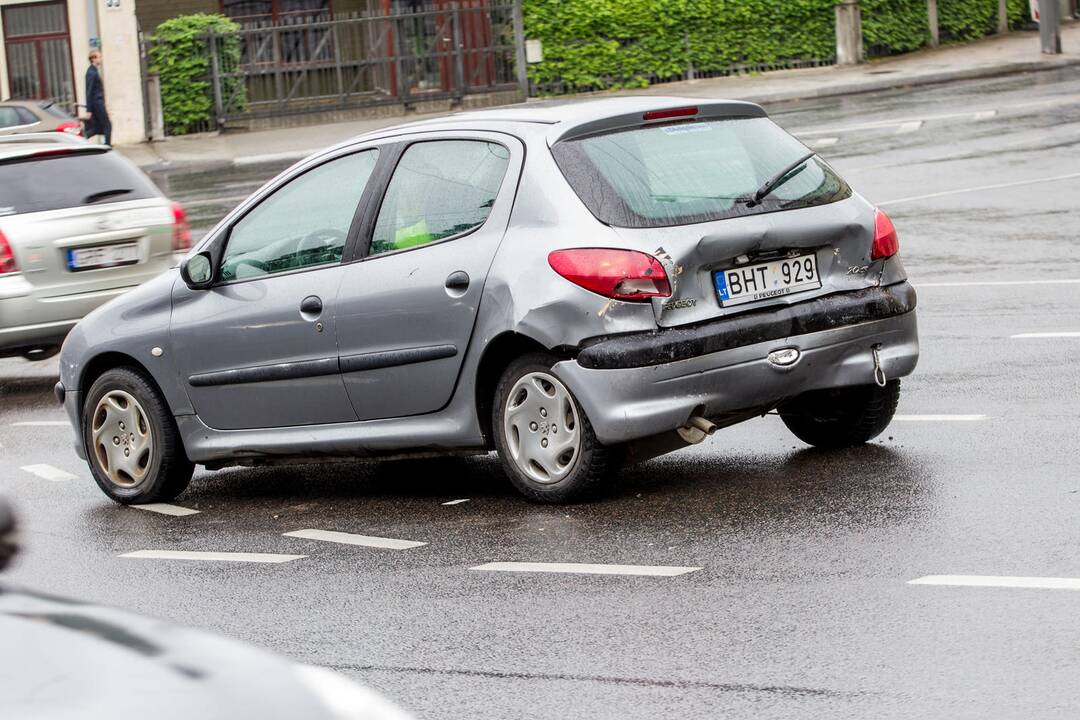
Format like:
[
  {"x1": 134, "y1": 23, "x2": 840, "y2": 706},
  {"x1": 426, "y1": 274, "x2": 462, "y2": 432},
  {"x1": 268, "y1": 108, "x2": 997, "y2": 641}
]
[
  {"x1": 0, "y1": 151, "x2": 160, "y2": 215},
  {"x1": 552, "y1": 117, "x2": 851, "y2": 228}
]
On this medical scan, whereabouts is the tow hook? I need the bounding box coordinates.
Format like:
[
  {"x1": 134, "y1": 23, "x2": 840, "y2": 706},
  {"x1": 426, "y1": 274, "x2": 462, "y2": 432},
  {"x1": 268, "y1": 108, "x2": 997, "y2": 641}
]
[{"x1": 871, "y1": 344, "x2": 887, "y2": 388}]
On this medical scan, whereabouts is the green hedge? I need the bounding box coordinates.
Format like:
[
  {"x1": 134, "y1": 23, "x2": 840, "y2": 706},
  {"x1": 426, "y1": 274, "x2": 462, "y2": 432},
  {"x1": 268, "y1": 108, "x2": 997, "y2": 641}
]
[
  {"x1": 148, "y1": 14, "x2": 246, "y2": 135},
  {"x1": 523, "y1": 0, "x2": 1034, "y2": 93}
]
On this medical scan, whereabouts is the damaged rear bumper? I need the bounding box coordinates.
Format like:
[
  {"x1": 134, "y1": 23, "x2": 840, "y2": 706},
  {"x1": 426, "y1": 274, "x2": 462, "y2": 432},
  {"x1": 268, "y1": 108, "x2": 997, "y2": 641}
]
[{"x1": 553, "y1": 282, "x2": 919, "y2": 445}]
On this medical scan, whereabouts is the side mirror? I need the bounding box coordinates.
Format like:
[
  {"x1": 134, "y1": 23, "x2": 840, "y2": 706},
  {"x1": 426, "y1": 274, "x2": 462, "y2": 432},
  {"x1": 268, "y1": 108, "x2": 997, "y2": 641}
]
[
  {"x1": 0, "y1": 498, "x2": 17, "y2": 572},
  {"x1": 180, "y1": 251, "x2": 214, "y2": 290}
]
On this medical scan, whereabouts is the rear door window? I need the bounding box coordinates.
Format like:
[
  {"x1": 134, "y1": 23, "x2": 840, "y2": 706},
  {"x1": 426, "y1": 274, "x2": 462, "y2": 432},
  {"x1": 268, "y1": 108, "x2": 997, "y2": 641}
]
[
  {"x1": 552, "y1": 117, "x2": 850, "y2": 228},
  {"x1": 369, "y1": 140, "x2": 510, "y2": 256},
  {"x1": 0, "y1": 107, "x2": 25, "y2": 128},
  {"x1": 0, "y1": 151, "x2": 159, "y2": 215}
]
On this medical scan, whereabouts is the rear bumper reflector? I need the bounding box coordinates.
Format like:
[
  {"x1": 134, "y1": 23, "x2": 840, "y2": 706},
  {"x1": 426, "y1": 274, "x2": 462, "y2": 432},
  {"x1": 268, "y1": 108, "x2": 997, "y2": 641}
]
[{"x1": 576, "y1": 282, "x2": 917, "y2": 370}]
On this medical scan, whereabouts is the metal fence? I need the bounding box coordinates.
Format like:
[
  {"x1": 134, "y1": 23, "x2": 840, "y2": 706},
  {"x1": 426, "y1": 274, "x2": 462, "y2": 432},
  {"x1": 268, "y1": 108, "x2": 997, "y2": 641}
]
[{"x1": 144, "y1": 1, "x2": 525, "y2": 135}]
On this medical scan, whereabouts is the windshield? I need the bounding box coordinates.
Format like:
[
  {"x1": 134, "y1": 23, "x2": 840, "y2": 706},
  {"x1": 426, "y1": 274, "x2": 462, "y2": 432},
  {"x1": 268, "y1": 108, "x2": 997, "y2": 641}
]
[{"x1": 552, "y1": 117, "x2": 851, "y2": 228}]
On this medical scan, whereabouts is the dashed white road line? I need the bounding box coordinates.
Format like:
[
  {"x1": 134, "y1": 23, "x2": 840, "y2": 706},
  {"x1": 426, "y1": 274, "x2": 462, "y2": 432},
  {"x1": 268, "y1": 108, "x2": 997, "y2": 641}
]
[
  {"x1": 909, "y1": 575, "x2": 1080, "y2": 591},
  {"x1": 470, "y1": 562, "x2": 701, "y2": 577},
  {"x1": 11, "y1": 421, "x2": 69, "y2": 427},
  {"x1": 892, "y1": 414, "x2": 987, "y2": 422},
  {"x1": 20, "y1": 464, "x2": 76, "y2": 481},
  {"x1": 121, "y1": 550, "x2": 304, "y2": 563},
  {"x1": 917, "y1": 278, "x2": 1080, "y2": 288},
  {"x1": 283, "y1": 529, "x2": 426, "y2": 550},
  {"x1": 442, "y1": 499, "x2": 470, "y2": 506},
  {"x1": 132, "y1": 503, "x2": 200, "y2": 517},
  {"x1": 1011, "y1": 332, "x2": 1080, "y2": 339},
  {"x1": 971, "y1": 110, "x2": 997, "y2": 121},
  {"x1": 895, "y1": 120, "x2": 923, "y2": 134},
  {"x1": 877, "y1": 172, "x2": 1080, "y2": 206},
  {"x1": 808, "y1": 136, "x2": 838, "y2": 148}
]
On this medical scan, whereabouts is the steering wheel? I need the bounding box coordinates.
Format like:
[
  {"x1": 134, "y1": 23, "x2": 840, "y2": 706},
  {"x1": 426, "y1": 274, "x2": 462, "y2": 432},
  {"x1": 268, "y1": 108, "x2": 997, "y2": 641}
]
[
  {"x1": 228, "y1": 257, "x2": 270, "y2": 279},
  {"x1": 296, "y1": 228, "x2": 346, "y2": 256}
]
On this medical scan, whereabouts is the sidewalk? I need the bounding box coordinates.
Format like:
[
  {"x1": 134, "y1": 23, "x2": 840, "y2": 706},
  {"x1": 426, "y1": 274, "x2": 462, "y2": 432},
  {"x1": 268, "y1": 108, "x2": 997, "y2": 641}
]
[{"x1": 118, "y1": 22, "x2": 1080, "y2": 171}]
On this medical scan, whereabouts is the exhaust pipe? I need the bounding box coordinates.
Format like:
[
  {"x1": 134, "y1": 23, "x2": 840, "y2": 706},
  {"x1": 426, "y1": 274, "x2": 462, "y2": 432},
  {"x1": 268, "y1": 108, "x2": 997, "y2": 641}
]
[{"x1": 676, "y1": 415, "x2": 717, "y2": 445}]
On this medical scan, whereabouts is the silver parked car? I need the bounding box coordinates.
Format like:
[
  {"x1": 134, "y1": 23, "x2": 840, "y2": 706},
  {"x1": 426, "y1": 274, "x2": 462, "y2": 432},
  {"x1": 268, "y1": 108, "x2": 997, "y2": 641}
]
[
  {"x1": 0, "y1": 135, "x2": 190, "y2": 360},
  {"x1": 57, "y1": 98, "x2": 918, "y2": 504}
]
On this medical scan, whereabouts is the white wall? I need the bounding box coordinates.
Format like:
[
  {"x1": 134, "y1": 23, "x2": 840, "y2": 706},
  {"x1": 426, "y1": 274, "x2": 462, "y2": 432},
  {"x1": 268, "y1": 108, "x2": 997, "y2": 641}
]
[{"x1": 95, "y1": 0, "x2": 143, "y2": 144}]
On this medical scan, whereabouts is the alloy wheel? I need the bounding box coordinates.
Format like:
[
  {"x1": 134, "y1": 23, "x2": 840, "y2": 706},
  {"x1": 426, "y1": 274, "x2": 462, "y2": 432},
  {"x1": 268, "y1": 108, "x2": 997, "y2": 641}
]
[
  {"x1": 91, "y1": 390, "x2": 154, "y2": 488},
  {"x1": 503, "y1": 371, "x2": 581, "y2": 484}
]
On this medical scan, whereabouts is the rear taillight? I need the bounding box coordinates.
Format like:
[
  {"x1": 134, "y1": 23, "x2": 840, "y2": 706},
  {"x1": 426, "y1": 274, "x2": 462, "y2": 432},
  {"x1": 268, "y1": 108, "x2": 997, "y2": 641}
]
[
  {"x1": 56, "y1": 120, "x2": 82, "y2": 136},
  {"x1": 548, "y1": 248, "x2": 671, "y2": 302},
  {"x1": 0, "y1": 230, "x2": 18, "y2": 275},
  {"x1": 171, "y1": 202, "x2": 192, "y2": 252},
  {"x1": 872, "y1": 208, "x2": 899, "y2": 260}
]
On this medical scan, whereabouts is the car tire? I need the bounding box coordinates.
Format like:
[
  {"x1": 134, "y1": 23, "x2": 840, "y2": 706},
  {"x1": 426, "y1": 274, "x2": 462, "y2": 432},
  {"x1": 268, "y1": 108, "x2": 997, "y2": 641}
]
[
  {"x1": 82, "y1": 367, "x2": 194, "y2": 504},
  {"x1": 492, "y1": 353, "x2": 618, "y2": 503},
  {"x1": 779, "y1": 379, "x2": 901, "y2": 449}
]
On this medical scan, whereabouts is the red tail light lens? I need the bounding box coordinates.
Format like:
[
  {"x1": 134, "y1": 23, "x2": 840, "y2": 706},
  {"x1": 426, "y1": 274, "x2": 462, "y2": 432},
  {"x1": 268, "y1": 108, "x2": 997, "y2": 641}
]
[
  {"x1": 548, "y1": 248, "x2": 671, "y2": 302},
  {"x1": 56, "y1": 120, "x2": 82, "y2": 136},
  {"x1": 0, "y1": 230, "x2": 18, "y2": 275},
  {"x1": 872, "y1": 208, "x2": 899, "y2": 260},
  {"x1": 171, "y1": 202, "x2": 192, "y2": 252},
  {"x1": 643, "y1": 106, "x2": 698, "y2": 122}
]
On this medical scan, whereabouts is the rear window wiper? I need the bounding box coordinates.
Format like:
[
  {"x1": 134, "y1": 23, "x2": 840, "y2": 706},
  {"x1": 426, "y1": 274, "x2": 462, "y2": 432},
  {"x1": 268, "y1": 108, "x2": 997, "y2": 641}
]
[
  {"x1": 83, "y1": 188, "x2": 133, "y2": 205},
  {"x1": 741, "y1": 151, "x2": 817, "y2": 206}
]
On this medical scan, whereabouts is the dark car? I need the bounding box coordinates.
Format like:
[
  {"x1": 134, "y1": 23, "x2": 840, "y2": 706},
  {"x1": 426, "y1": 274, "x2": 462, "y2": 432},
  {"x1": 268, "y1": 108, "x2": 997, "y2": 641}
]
[{"x1": 0, "y1": 499, "x2": 413, "y2": 720}]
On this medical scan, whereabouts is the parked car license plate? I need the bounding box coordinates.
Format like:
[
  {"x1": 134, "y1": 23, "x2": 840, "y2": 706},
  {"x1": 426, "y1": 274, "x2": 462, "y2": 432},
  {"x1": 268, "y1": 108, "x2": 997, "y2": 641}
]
[
  {"x1": 67, "y1": 243, "x2": 139, "y2": 271},
  {"x1": 713, "y1": 253, "x2": 821, "y2": 307}
]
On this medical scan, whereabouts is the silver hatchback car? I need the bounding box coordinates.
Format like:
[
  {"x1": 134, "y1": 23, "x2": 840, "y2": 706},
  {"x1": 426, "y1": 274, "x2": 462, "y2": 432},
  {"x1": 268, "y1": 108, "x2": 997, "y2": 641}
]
[
  {"x1": 58, "y1": 98, "x2": 918, "y2": 503},
  {"x1": 1, "y1": 136, "x2": 190, "y2": 359}
]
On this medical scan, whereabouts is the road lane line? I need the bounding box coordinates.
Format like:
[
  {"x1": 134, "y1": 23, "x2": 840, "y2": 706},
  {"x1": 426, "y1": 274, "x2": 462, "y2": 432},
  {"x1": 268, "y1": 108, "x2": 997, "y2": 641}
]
[
  {"x1": 20, "y1": 464, "x2": 76, "y2": 481},
  {"x1": 892, "y1": 414, "x2": 986, "y2": 422},
  {"x1": 11, "y1": 421, "x2": 70, "y2": 427},
  {"x1": 132, "y1": 503, "x2": 200, "y2": 517},
  {"x1": 971, "y1": 110, "x2": 997, "y2": 121},
  {"x1": 895, "y1": 121, "x2": 923, "y2": 134},
  {"x1": 470, "y1": 562, "x2": 701, "y2": 577},
  {"x1": 877, "y1": 172, "x2": 1080, "y2": 206},
  {"x1": 909, "y1": 575, "x2": 1080, "y2": 591},
  {"x1": 808, "y1": 137, "x2": 838, "y2": 148},
  {"x1": 442, "y1": 499, "x2": 470, "y2": 506},
  {"x1": 121, "y1": 550, "x2": 304, "y2": 563},
  {"x1": 917, "y1": 278, "x2": 1080, "y2": 288},
  {"x1": 282, "y1": 529, "x2": 426, "y2": 550},
  {"x1": 1012, "y1": 332, "x2": 1080, "y2": 339}
]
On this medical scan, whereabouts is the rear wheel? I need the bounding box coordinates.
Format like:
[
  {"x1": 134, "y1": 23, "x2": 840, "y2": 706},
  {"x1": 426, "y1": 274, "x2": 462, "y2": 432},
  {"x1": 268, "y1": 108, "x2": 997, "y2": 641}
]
[
  {"x1": 492, "y1": 353, "x2": 618, "y2": 503},
  {"x1": 779, "y1": 380, "x2": 901, "y2": 449},
  {"x1": 83, "y1": 367, "x2": 194, "y2": 504}
]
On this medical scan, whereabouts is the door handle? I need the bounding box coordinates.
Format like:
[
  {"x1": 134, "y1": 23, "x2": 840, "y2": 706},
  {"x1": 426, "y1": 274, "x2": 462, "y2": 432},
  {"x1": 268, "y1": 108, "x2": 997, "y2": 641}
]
[
  {"x1": 300, "y1": 295, "x2": 323, "y2": 316},
  {"x1": 445, "y1": 271, "x2": 470, "y2": 291}
]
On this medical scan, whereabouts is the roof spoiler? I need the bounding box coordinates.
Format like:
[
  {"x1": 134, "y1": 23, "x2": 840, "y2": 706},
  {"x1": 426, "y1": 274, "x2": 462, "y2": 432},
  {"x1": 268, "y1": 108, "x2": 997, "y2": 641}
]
[{"x1": 551, "y1": 100, "x2": 768, "y2": 143}]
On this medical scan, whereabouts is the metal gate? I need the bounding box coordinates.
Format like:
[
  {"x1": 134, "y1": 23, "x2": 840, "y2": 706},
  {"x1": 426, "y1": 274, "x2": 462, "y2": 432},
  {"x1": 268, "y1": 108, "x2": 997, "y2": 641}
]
[{"x1": 145, "y1": 0, "x2": 525, "y2": 133}]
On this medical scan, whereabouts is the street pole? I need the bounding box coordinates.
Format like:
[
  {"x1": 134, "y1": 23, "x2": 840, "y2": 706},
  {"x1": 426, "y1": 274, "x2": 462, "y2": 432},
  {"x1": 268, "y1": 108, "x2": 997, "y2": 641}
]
[
  {"x1": 927, "y1": 0, "x2": 939, "y2": 48},
  {"x1": 1040, "y1": 0, "x2": 1062, "y2": 54},
  {"x1": 997, "y1": 0, "x2": 1008, "y2": 33}
]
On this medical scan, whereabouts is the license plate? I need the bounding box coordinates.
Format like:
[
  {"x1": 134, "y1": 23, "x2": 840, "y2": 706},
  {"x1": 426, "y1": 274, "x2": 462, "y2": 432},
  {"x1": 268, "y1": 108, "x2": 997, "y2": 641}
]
[
  {"x1": 713, "y1": 253, "x2": 821, "y2": 307},
  {"x1": 67, "y1": 243, "x2": 139, "y2": 271}
]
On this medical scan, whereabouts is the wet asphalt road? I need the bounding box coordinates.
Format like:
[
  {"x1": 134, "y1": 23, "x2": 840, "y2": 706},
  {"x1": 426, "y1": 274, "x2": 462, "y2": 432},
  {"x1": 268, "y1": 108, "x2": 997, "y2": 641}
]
[{"x1": 3, "y1": 69, "x2": 1080, "y2": 718}]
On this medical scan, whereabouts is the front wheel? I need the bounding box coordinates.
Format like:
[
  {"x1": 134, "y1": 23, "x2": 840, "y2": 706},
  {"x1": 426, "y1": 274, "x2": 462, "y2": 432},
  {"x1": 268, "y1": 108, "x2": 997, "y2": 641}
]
[
  {"x1": 492, "y1": 354, "x2": 618, "y2": 503},
  {"x1": 779, "y1": 379, "x2": 901, "y2": 449},
  {"x1": 82, "y1": 367, "x2": 194, "y2": 504}
]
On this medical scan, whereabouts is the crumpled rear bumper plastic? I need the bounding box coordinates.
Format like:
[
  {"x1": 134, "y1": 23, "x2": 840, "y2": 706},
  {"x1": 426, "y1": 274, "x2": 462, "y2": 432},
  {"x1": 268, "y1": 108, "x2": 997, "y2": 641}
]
[{"x1": 553, "y1": 284, "x2": 919, "y2": 445}]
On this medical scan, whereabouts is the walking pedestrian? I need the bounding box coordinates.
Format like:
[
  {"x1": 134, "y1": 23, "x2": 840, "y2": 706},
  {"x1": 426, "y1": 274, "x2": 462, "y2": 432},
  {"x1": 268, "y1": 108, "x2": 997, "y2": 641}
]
[{"x1": 84, "y1": 50, "x2": 111, "y2": 146}]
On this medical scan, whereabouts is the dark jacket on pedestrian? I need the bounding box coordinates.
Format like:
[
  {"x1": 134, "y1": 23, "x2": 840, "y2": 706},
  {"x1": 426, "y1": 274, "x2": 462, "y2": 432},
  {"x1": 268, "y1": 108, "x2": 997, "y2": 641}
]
[{"x1": 84, "y1": 64, "x2": 111, "y2": 143}]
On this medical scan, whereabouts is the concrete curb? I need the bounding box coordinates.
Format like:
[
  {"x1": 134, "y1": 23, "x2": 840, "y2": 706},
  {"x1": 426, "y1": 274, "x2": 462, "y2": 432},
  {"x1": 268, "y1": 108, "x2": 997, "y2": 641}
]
[{"x1": 123, "y1": 56, "x2": 1080, "y2": 172}]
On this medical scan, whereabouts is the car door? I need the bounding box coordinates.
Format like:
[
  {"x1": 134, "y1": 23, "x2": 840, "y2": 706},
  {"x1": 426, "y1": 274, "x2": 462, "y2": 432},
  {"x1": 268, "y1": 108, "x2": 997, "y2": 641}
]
[
  {"x1": 335, "y1": 133, "x2": 522, "y2": 421},
  {"x1": 170, "y1": 148, "x2": 379, "y2": 430}
]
